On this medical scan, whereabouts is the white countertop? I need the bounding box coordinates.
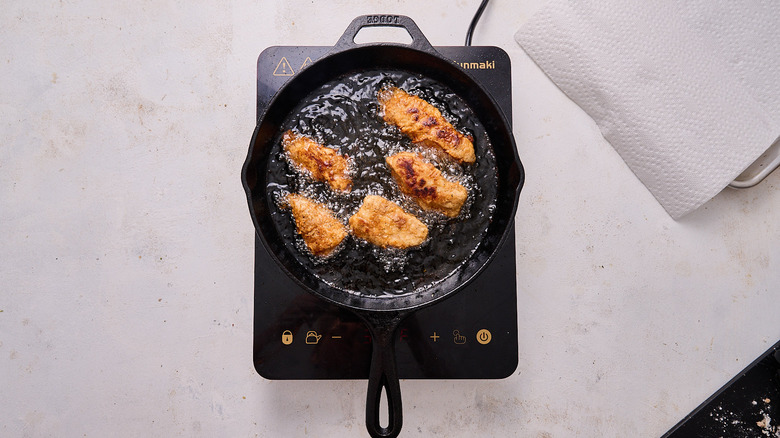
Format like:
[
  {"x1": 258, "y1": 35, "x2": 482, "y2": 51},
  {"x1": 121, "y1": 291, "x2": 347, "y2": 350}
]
[{"x1": 2, "y1": 1, "x2": 778, "y2": 436}]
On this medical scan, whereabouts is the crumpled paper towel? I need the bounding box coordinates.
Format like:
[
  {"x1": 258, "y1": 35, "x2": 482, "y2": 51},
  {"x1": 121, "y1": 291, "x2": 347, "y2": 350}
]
[{"x1": 515, "y1": 0, "x2": 780, "y2": 219}]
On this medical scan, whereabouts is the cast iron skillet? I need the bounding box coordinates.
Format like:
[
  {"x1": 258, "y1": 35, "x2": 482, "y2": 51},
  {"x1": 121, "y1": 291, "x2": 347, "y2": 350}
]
[{"x1": 242, "y1": 15, "x2": 524, "y2": 438}]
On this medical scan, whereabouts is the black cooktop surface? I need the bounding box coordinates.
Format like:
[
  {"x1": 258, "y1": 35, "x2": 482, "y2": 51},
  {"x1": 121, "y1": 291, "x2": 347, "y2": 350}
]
[{"x1": 252, "y1": 45, "x2": 518, "y2": 380}]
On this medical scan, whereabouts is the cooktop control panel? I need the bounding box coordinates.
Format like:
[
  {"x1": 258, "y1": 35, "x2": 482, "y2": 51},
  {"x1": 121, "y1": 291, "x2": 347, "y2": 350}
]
[{"x1": 252, "y1": 46, "x2": 518, "y2": 380}]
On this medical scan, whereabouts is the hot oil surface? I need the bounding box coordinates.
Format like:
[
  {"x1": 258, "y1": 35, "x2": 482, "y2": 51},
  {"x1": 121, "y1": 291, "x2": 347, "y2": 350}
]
[{"x1": 266, "y1": 70, "x2": 498, "y2": 296}]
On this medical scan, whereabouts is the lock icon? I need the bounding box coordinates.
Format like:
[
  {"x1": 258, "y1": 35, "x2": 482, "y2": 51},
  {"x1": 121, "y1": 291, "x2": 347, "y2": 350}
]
[
  {"x1": 305, "y1": 330, "x2": 322, "y2": 345},
  {"x1": 281, "y1": 330, "x2": 293, "y2": 345}
]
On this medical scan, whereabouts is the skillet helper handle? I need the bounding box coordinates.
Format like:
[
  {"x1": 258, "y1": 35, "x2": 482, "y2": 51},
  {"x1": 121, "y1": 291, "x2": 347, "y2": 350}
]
[
  {"x1": 364, "y1": 312, "x2": 405, "y2": 438},
  {"x1": 334, "y1": 14, "x2": 436, "y2": 54}
]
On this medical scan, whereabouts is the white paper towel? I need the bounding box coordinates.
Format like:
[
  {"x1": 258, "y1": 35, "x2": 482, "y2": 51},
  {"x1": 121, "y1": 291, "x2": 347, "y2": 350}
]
[{"x1": 515, "y1": 0, "x2": 780, "y2": 219}]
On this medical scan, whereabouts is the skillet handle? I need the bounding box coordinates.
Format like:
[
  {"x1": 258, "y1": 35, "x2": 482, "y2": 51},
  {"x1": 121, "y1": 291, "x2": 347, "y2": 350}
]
[
  {"x1": 334, "y1": 14, "x2": 436, "y2": 54},
  {"x1": 362, "y1": 311, "x2": 405, "y2": 438}
]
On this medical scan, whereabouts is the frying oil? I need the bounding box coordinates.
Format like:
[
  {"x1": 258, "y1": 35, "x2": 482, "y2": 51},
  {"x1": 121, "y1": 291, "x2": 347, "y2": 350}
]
[{"x1": 267, "y1": 70, "x2": 498, "y2": 296}]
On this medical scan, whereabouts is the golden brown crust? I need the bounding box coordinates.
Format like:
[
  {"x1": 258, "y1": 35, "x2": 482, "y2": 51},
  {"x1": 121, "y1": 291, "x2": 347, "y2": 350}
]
[
  {"x1": 287, "y1": 193, "x2": 348, "y2": 257},
  {"x1": 378, "y1": 87, "x2": 476, "y2": 164},
  {"x1": 348, "y1": 195, "x2": 428, "y2": 249},
  {"x1": 385, "y1": 152, "x2": 468, "y2": 218},
  {"x1": 282, "y1": 131, "x2": 352, "y2": 192}
]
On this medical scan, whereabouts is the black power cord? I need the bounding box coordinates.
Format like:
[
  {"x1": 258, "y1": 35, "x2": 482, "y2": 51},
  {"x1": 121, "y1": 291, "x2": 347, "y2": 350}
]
[{"x1": 465, "y1": 0, "x2": 491, "y2": 46}]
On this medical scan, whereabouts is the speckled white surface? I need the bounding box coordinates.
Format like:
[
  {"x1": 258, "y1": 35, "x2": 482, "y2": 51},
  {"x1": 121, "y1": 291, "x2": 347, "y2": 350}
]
[{"x1": 1, "y1": 1, "x2": 778, "y2": 437}]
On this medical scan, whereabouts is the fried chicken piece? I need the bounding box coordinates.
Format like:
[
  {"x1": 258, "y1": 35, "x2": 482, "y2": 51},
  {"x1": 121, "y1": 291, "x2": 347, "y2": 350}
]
[
  {"x1": 386, "y1": 152, "x2": 468, "y2": 218},
  {"x1": 378, "y1": 87, "x2": 476, "y2": 164},
  {"x1": 348, "y1": 195, "x2": 428, "y2": 249},
  {"x1": 282, "y1": 130, "x2": 352, "y2": 192},
  {"x1": 286, "y1": 193, "x2": 348, "y2": 257}
]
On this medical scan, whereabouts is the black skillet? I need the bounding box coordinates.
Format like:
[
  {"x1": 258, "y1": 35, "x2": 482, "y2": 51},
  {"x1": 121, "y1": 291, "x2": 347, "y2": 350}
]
[{"x1": 242, "y1": 15, "x2": 524, "y2": 438}]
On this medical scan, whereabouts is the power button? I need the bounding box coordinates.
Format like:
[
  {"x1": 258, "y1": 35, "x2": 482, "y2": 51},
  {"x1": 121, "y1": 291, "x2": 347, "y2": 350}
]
[{"x1": 476, "y1": 329, "x2": 492, "y2": 345}]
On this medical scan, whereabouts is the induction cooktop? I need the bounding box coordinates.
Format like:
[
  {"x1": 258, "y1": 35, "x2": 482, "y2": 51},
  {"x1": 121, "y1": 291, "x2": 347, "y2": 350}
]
[{"x1": 251, "y1": 45, "x2": 518, "y2": 380}]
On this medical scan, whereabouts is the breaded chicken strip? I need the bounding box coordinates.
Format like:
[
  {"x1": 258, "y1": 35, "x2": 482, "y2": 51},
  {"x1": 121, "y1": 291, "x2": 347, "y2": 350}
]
[
  {"x1": 286, "y1": 193, "x2": 347, "y2": 257},
  {"x1": 282, "y1": 130, "x2": 352, "y2": 192},
  {"x1": 348, "y1": 195, "x2": 428, "y2": 249},
  {"x1": 386, "y1": 152, "x2": 468, "y2": 218},
  {"x1": 378, "y1": 87, "x2": 475, "y2": 164}
]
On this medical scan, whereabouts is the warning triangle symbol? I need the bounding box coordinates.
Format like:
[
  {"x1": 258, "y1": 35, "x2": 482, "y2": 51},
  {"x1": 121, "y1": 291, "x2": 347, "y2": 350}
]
[
  {"x1": 300, "y1": 57, "x2": 313, "y2": 70},
  {"x1": 273, "y1": 57, "x2": 295, "y2": 76}
]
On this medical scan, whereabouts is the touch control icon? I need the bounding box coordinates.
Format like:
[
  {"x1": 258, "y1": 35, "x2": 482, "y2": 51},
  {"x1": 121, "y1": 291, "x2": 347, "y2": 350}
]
[
  {"x1": 305, "y1": 331, "x2": 322, "y2": 345},
  {"x1": 453, "y1": 330, "x2": 467, "y2": 345},
  {"x1": 476, "y1": 329, "x2": 492, "y2": 345}
]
